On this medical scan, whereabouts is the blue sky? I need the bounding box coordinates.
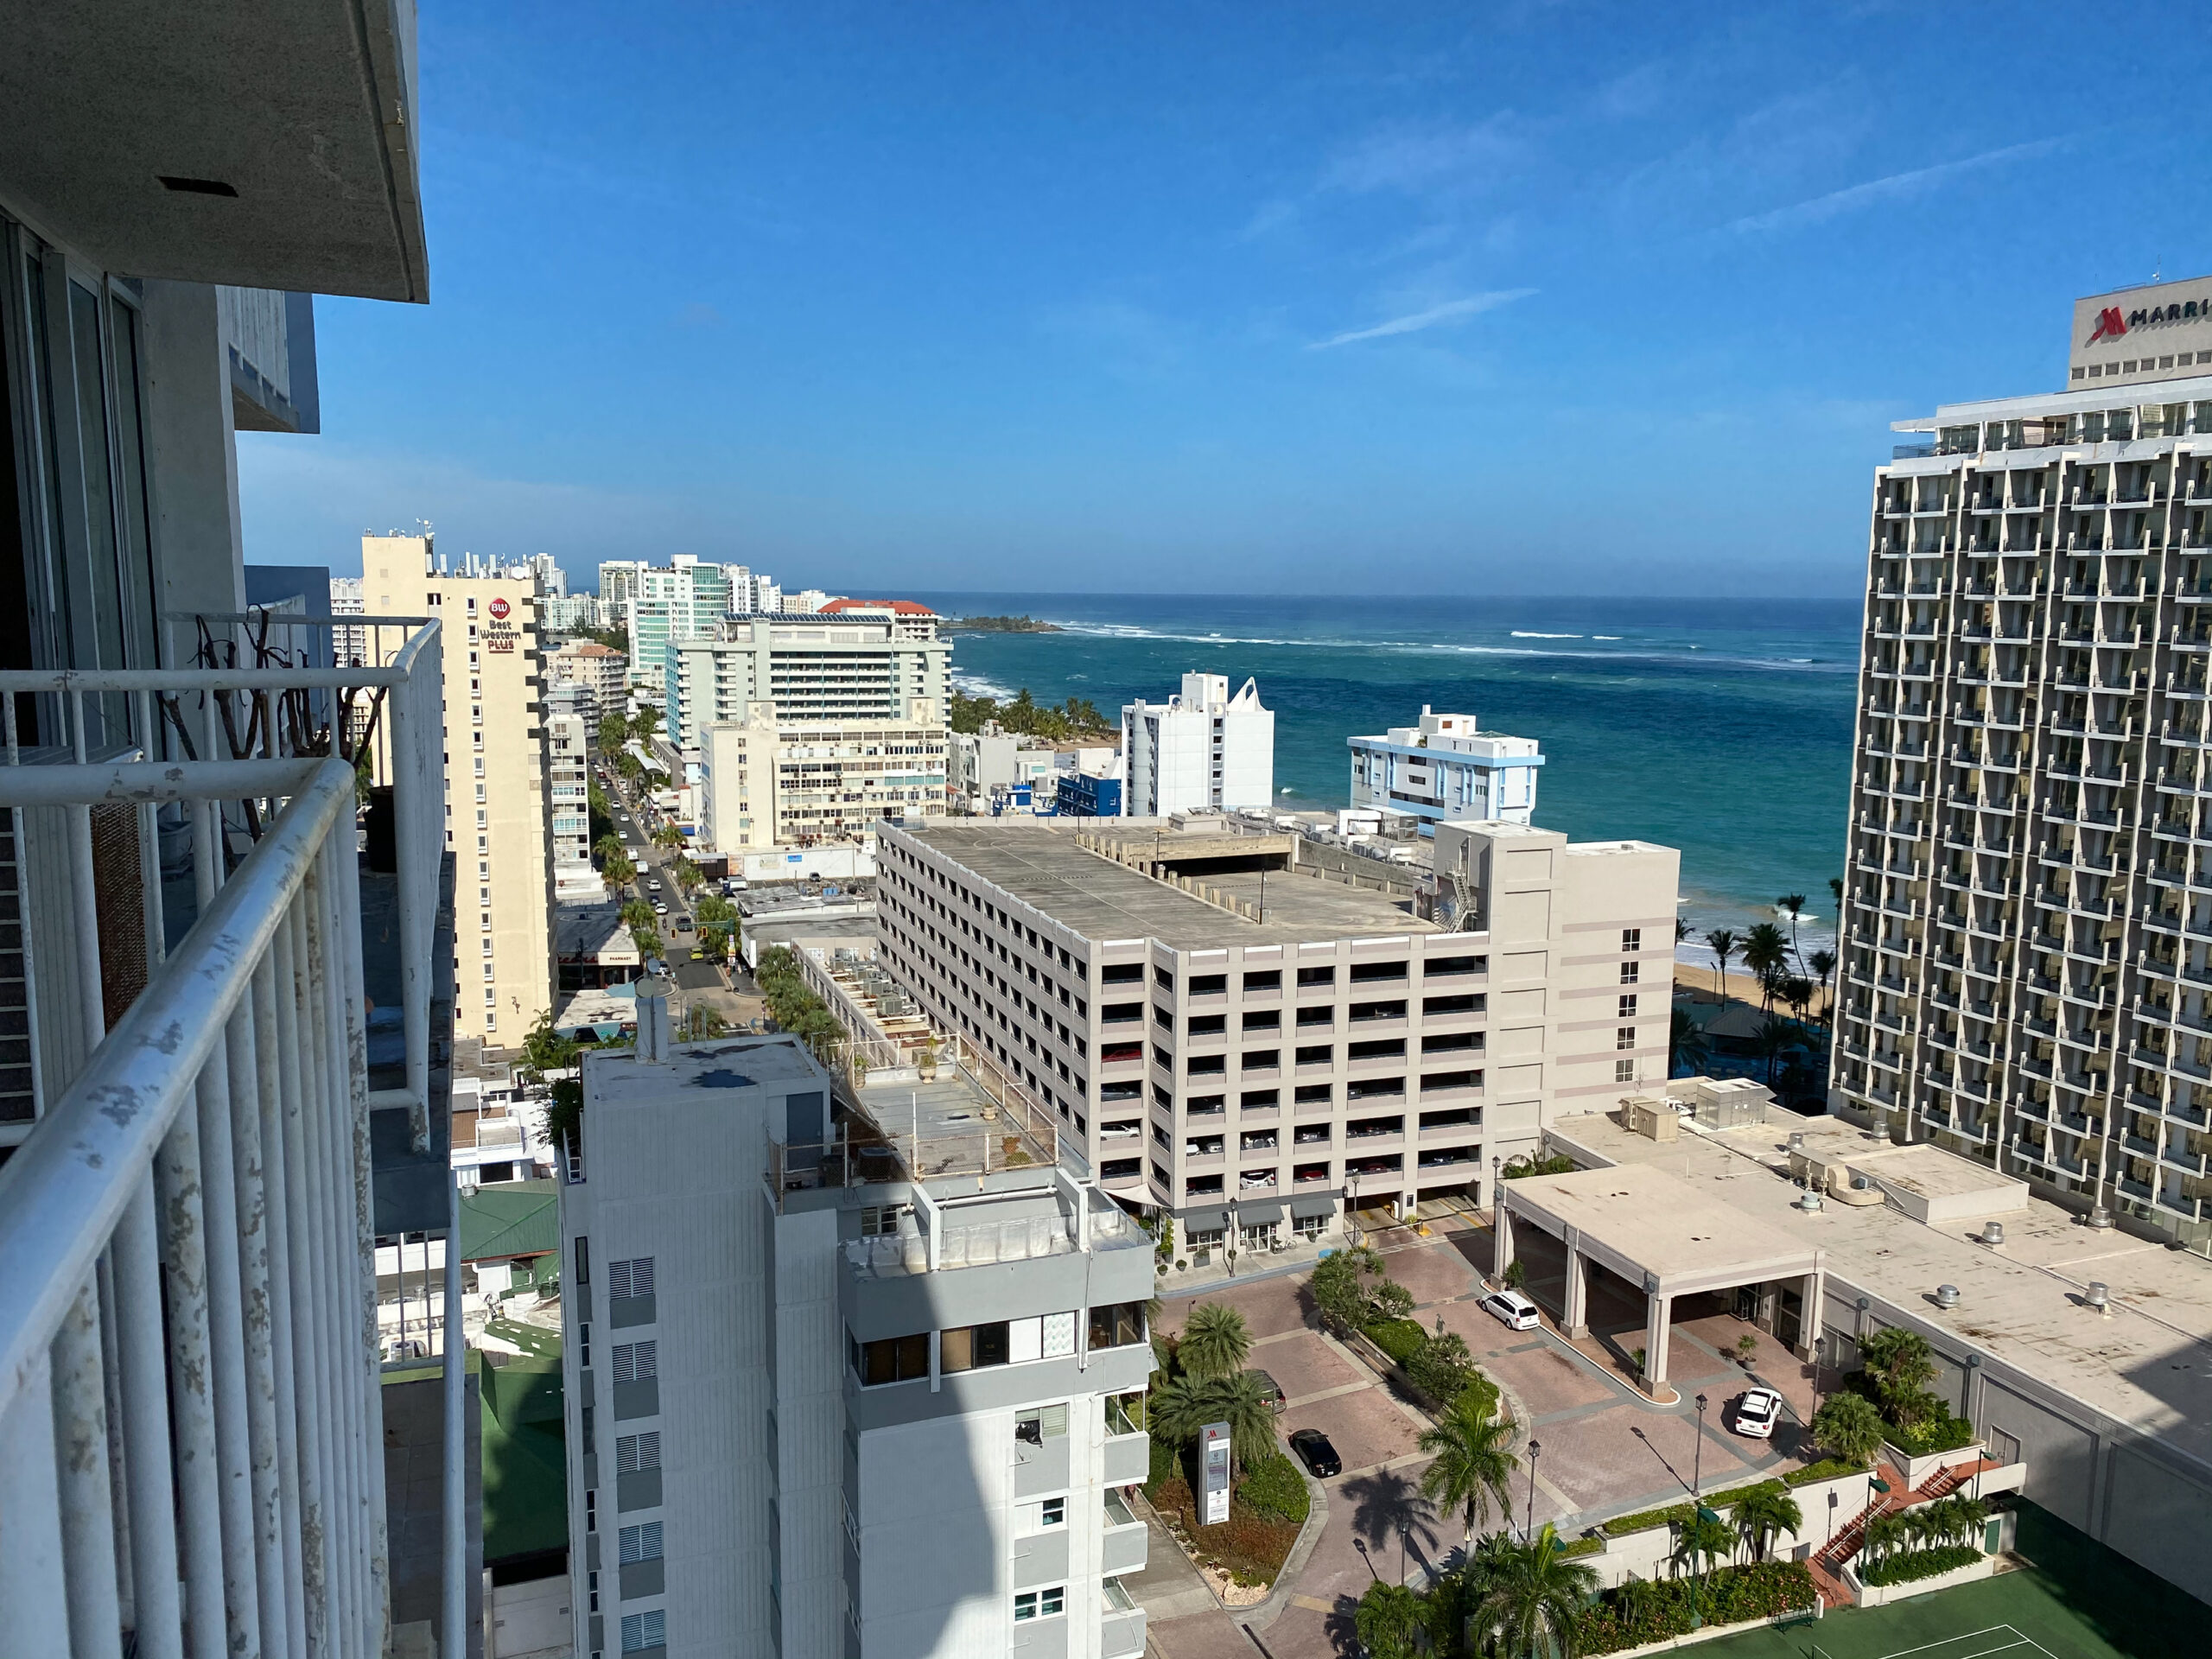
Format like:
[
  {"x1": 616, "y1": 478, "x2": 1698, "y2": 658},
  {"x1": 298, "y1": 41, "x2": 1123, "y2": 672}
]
[{"x1": 239, "y1": 2, "x2": 2212, "y2": 597}]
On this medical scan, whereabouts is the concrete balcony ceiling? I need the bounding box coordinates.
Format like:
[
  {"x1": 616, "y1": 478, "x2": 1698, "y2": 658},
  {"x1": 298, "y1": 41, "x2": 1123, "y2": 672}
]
[{"x1": 1, "y1": 0, "x2": 428, "y2": 301}]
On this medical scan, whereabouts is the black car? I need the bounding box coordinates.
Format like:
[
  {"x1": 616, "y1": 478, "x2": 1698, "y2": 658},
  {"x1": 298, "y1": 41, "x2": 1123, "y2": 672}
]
[{"x1": 1289, "y1": 1427, "x2": 1340, "y2": 1478}]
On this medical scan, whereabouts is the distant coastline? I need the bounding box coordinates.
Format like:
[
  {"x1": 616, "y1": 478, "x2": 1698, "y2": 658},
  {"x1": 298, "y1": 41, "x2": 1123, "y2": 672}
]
[{"x1": 951, "y1": 613, "x2": 1061, "y2": 633}]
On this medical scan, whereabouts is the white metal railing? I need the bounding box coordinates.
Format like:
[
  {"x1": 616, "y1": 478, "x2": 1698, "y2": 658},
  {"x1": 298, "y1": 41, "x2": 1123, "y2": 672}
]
[
  {"x1": 0, "y1": 613, "x2": 460, "y2": 1659},
  {"x1": 0, "y1": 758, "x2": 383, "y2": 1658},
  {"x1": 0, "y1": 613, "x2": 444, "y2": 1152}
]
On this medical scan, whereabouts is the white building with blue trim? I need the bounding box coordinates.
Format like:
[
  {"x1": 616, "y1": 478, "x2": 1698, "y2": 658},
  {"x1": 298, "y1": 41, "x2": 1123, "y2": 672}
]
[{"x1": 1347, "y1": 707, "x2": 1543, "y2": 835}]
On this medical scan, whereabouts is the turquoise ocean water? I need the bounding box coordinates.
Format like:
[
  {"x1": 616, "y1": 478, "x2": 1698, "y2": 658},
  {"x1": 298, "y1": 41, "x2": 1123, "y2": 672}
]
[{"x1": 915, "y1": 594, "x2": 1861, "y2": 953}]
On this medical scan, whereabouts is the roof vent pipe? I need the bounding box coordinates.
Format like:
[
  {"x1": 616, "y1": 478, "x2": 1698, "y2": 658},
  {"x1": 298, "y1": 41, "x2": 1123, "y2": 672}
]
[
  {"x1": 635, "y1": 975, "x2": 675, "y2": 1065},
  {"x1": 2085, "y1": 1281, "x2": 2110, "y2": 1316},
  {"x1": 1935, "y1": 1284, "x2": 1961, "y2": 1310},
  {"x1": 1979, "y1": 1220, "x2": 2005, "y2": 1247}
]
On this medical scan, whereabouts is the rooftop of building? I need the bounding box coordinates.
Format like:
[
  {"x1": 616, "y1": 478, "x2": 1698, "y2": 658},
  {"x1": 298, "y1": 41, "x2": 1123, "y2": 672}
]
[
  {"x1": 1545, "y1": 1105, "x2": 2212, "y2": 1469},
  {"x1": 1503, "y1": 1162, "x2": 1819, "y2": 1285},
  {"x1": 820, "y1": 597, "x2": 938, "y2": 615},
  {"x1": 1891, "y1": 368, "x2": 2212, "y2": 431},
  {"x1": 900, "y1": 819, "x2": 1433, "y2": 948}
]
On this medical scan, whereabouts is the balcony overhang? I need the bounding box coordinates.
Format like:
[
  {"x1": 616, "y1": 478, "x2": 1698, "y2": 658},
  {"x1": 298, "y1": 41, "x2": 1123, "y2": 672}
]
[{"x1": 0, "y1": 0, "x2": 428, "y2": 302}]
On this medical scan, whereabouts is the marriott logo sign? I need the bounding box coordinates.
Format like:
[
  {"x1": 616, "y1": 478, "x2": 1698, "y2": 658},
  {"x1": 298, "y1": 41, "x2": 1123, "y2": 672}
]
[{"x1": 2086, "y1": 296, "x2": 2211, "y2": 346}]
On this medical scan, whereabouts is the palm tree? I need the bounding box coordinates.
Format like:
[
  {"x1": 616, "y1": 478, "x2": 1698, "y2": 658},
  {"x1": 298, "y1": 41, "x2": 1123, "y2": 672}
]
[
  {"x1": 1416, "y1": 1393, "x2": 1520, "y2": 1551},
  {"x1": 1475, "y1": 1523, "x2": 1600, "y2": 1659},
  {"x1": 1703, "y1": 929, "x2": 1738, "y2": 1007},
  {"x1": 1828, "y1": 875, "x2": 1845, "y2": 916},
  {"x1": 1177, "y1": 1303, "x2": 1252, "y2": 1382},
  {"x1": 1669, "y1": 1512, "x2": 1735, "y2": 1579},
  {"x1": 1355, "y1": 1581, "x2": 1427, "y2": 1659},
  {"x1": 1809, "y1": 1392, "x2": 1885, "y2": 1468},
  {"x1": 1674, "y1": 916, "x2": 1691, "y2": 945},
  {"x1": 1777, "y1": 893, "x2": 1808, "y2": 969},
  {"x1": 1741, "y1": 924, "x2": 1789, "y2": 1011},
  {"x1": 1732, "y1": 1486, "x2": 1803, "y2": 1563},
  {"x1": 1149, "y1": 1370, "x2": 1278, "y2": 1474},
  {"x1": 1808, "y1": 949, "x2": 1839, "y2": 1022},
  {"x1": 1751, "y1": 1015, "x2": 1796, "y2": 1089},
  {"x1": 1669, "y1": 1007, "x2": 1711, "y2": 1079},
  {"x1": 1862, "y1": 1510, "x2": 1912, "y2": 1567}
]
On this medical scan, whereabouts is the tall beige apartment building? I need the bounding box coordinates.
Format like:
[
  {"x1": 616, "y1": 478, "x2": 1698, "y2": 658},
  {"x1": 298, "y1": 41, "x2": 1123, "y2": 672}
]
[
  {"x1": 365, "y1": 533, "x2": 556, "y2": 1044},
  {"x1": 872, "y1": 816, "x2": 1676, "y2": 1239},
  {"x1": 1834, "y1": 274, "x2": 2212, "y2": 1252}
]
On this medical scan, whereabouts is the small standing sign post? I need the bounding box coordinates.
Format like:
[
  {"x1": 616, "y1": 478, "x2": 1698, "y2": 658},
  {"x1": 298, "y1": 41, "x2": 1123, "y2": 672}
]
[{"x1": 1201, "y1": 1421, "x2": 1232, "y2": 1527}]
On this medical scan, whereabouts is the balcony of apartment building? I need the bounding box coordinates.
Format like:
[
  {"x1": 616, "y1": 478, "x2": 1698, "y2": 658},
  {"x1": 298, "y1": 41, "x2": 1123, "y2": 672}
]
[{"x1": 0, "y1": 610, "x2": 465, "y2": 1656}]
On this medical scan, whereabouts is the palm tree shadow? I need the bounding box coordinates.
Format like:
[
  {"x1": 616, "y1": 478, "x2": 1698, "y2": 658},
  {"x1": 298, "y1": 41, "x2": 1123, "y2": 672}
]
[
  {"x1": 1339, "y1": 1465, "x2": 1443, "y2": 1577},
  {"x1": 1321, "y1": 1595, "x2": 1365, "y2": 1657}
]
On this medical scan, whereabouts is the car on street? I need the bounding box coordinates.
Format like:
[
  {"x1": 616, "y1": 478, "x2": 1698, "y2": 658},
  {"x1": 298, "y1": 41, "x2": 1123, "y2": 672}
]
[
  {"x1": 646, "y1": 878, "x2": 662, "y2": 892},
  {"x1": 1288, "y1": 1428, "x2": 1340, "y2": 1478},
  {"x1": 1478, "y1": 1289, "x2": 1542, "y2": 1332},
  {"x1": 673, "y1": 915, "x2": 692, "y2": 932},
  {"x1": 1732, "y1": 1387, "x2": 1783, "y2": 1440},
  {"x1": 653, "y1": 901, "x2": 669, "y2": 916}
]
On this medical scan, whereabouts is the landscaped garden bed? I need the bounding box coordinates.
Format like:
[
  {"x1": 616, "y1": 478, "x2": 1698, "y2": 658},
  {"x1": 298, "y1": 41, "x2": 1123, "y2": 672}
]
[
  {"x1": 1574, "y1": 1560, "x2": 1819, "y2": 1655},
  {"x1": 1146, "y1": 1467, "x2": 1305, "y2": 1600}
]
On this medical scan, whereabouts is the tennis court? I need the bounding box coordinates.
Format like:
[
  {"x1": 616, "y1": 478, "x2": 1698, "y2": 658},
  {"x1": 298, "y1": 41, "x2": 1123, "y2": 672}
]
[{"x1": 1695, "y1": 1504, "x2": 2200, "y2": 1659}]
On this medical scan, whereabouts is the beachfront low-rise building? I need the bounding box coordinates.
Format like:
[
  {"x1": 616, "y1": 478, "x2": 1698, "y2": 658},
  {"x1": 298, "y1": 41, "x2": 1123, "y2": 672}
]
[
  {"x1": 872, "y1": 814, "x2": 1677, "y2": 1246},
  {"x1": 557, "y1": 985, "x2": 1153, "y2": 1659},
  {"x1": 1120, "y1": 672, "x2": 1274, "y2": 817},
  {"x1": 1348, "y1": 707, "x2": 1544, "y2": 835},
  {"x1": 1834, "y1": 273, "x2": 2212, "y2": 1253}
]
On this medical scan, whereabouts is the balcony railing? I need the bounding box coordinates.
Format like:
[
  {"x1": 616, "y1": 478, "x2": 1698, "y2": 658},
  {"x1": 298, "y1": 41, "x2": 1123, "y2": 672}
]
[
  {"x1": 0, "y1": 760, "x2": 379, "y2": 1656},
  {"x1": 0, "y1": 613, "x2": 459, "y2": 1659}
]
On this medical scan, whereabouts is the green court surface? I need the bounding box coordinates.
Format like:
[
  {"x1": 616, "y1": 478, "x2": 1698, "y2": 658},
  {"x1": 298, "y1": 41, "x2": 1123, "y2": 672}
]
[{"x1": 1699, "y1": 1505, "x2": 2202, "y2": 1659}]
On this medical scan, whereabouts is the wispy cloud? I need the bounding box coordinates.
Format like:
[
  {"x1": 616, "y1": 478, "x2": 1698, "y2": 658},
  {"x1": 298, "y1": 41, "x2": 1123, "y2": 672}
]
[
  {"x1": 1320, "y1": 115, "x2": 1524, "y2": 199},
  {"x1": 1726, "y1": 138, "x2": 2061, "y2": 234},
  {"x1": 1307, "y1": 288, "x2": 1536, "y2": 350}
]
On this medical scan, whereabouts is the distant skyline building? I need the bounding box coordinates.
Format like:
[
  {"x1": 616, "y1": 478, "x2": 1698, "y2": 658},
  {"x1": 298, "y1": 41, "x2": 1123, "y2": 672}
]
[
  {"x1": 1833, "y1": 273, "x2": 2212, "y2": 1252},
  {"x1": 1348, "y1": 707, "x2": 1544, "y2": 836},
  {"x1": 545, "y1": 681, "x2": 600, "y2": 901},
  {"x1": 670, "y1": 610, "x2": 950, "y2": 747},
  {"x1": 366, "y1": 531, "x2": 556, "y2": 1043},
  {"x1": 1119, "y1": 672, "x2": 1274, "y2": 817}
]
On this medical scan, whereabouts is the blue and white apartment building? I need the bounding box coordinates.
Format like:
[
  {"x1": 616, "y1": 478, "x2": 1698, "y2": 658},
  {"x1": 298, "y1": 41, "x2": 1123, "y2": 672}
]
[{"x1": 1347, "y1": 708, "x2": 1544, "y2": 836}]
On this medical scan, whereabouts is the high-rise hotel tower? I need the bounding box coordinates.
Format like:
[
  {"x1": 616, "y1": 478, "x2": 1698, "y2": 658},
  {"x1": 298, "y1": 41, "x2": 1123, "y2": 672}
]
[{"x1": 1834, "y1": 275, "x2": 2212, "y2": 1253}]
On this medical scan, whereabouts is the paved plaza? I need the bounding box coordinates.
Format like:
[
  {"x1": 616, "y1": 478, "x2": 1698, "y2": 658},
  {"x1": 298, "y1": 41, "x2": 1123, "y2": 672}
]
[{"x1": 1144, "y1": 1219, "x2": 1826, "y2": 1659}]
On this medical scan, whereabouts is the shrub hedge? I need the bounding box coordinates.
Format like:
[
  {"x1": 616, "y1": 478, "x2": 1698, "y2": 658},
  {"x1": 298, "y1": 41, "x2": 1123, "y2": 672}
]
[
  {"x1": 1783, "y1": 1457, "x2": 1865, "y2": 1487},
  {"x1": 1365, "y1": 1318, "x2": 1427, "y2": 1365},
  {"x1": 1574, "y1": 1561, "x2": 1817, "y2": 1655},
  {"x1": 1599, "y1": 1478, "x2": 1783, "y2": 1538},
  {"x1": 1887, "y1": 1412, "x2": 1978, "y2": 1456},
  {"x1": 1861, "y1": 1543, "x2": 1982, "y2": 1587},
  {"x1": 1236, "y1": 1452, "x2": 1312, "y2": 1526}
]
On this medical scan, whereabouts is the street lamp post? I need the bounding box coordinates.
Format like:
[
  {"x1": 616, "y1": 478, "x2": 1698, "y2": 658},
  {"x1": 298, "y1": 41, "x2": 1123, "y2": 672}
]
[
  {"x1": 1525, "y1": 1439, "x2": 1542, "y2": 1541},
  {"x1": 1691, "y1": 1394, "x2": 1709, "y2": 1630}
]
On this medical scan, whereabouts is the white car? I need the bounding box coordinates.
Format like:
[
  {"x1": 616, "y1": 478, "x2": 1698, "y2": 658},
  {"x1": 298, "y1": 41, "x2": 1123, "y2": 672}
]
[
  {"x1": 1478, "y1": 1290, "x2": 1541, "y2": 1332},
  {"x1": 1733, "y1": 1387, "x2": 1783, "y2": 1440},
  {"x1": 646, "y1": 878, "x2": 662, "y2": 892},
  {"x1": 653, "y1": 901, "x2": 669, "y2": 916}
]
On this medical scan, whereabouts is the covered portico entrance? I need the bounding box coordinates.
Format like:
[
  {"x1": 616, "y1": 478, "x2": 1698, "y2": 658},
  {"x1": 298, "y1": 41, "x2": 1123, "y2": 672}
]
[{"x1": 1497, "y1": 1162, "x2": 1824, "y2": 1402}]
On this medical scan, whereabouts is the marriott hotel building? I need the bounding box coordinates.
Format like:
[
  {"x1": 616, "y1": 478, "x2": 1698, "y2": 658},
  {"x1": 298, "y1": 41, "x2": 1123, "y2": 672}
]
[{"x1": 1834, "y1": 275, "x2": 2212, "y2": 1253}]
